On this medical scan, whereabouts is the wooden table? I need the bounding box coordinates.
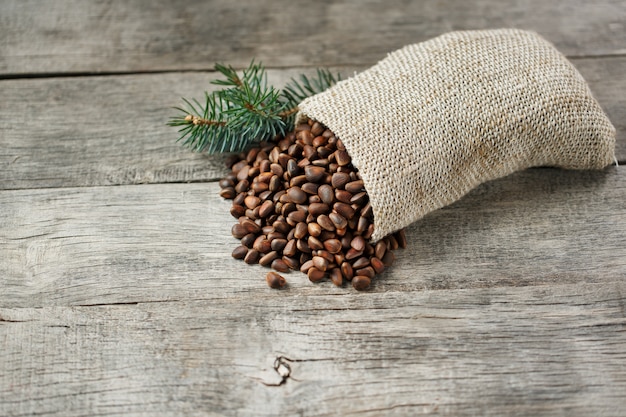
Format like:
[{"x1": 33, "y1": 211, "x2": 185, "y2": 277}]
[{"x1": 1, "y1": 1, "x2": 625, "y2": 416}]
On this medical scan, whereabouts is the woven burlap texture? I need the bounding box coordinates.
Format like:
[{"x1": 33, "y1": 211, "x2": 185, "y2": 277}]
[{"x1": 296, "y1": 29, "x2": 616, "y2": 242}]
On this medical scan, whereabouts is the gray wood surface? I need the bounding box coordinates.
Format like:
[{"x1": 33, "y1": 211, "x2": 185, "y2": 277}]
[
  {"x1": 1, "y1": 0, "x2": 625, "y2": 416},
  {"x1": 1, "y1": 0, "x2": 625, "y2": 75},
  {"x1": 1, "y1": 169, "x2": 625, "y2": 309},
  {"x1": 1, "y1": 169, "x2": 625, "y2": 416},
  {"x1": 0, "y1": 69, "x2": 325, "y2": 190},
  {"x1": 1, "y1": 281, "x2": 625, "y2": 417}
]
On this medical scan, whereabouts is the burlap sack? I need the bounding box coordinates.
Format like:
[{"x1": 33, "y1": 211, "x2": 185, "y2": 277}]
[{"x1": 296, "y1": 29, "x2": 616, "y2": 242}]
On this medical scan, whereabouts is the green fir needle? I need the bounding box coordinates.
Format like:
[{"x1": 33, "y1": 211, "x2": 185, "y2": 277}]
[{"x1": 168, "y1": 62, "x2": 340, "y2": 154}]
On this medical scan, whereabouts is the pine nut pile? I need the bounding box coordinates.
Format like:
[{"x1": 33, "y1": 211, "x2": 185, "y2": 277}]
[{"x1": 219, "y1": 118, "x2": 406, "y2": 290}]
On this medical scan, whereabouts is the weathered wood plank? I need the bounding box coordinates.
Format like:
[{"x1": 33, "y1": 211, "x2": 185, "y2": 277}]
[
  {"x1": 2, "y1": 2, "x2": 624, "y2": 416},
  {"x1": 0, "y1": 68, "x2": 335, "y2": 190},
  {"x1": 1, "y1": 0, "x2": 625, "y2": 76},
  {"x1": 1, "y1": 281, "x2": 625, "y2": 416},
  {"x1": 1, "y1": 167, "x2": 624, "y2": 308},
  {"x1": 1, "y1": 57, "x2": 624, "y2": 190}
]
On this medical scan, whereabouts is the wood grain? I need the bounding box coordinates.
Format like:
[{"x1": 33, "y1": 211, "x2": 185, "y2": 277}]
[
  {"x1": 1, "y1": 58, "x2": 624, "y2": 191},
  {"x1": 0, "y1": 68, "x2": 336, "y2": 190},
  {"x1": 1, "y1": 0, "x2": 625, "y2": 76},
  {"x1": 2, "y1": 2, "x2": 625, "y2": 415},
  {"x1": 1, "y1": 281, "x2": 625, "y2": 417},
  {"x1": 1, "y1": 168, "x2": 624, "y2": 309}
]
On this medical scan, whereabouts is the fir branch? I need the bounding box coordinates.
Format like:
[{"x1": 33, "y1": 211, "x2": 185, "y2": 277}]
[{"x1": 169, "y1": 62, "x2": 340, "y2": 154}]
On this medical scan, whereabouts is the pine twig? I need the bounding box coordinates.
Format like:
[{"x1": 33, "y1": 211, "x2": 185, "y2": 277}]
[{"x1": 168, "y1": 62, "x2": 340, "y2": 154}]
